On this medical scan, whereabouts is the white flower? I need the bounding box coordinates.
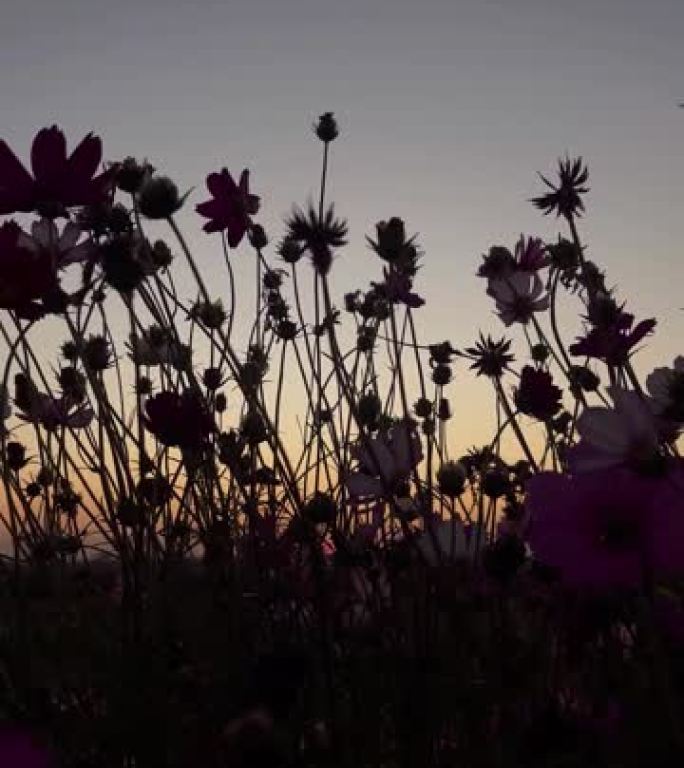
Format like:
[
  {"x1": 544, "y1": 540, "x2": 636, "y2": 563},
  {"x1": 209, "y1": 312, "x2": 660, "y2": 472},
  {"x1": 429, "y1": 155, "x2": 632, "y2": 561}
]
[
  {"x1": 570, "y1": 387, "x2": 660, "y2": 472},
  {"x1": 346, "y1": 420, "x2": 423, "y2": 499},
  {"x1": 416, "y1": 516, "x2": 485, "y2": 565},
  {"x1": 646, "y1": 356, "x2": 684, "y2": 422},
  {"x1": 487, "y1": 272, "x2": 549, "y2": 326}
]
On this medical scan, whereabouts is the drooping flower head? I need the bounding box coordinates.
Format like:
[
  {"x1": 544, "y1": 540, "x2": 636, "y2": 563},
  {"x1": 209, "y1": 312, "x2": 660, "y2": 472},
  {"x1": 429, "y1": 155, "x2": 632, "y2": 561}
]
[
  {"x1": 526, "y1": 466, "x2": 684, "y2": 589},
  {"x1": 0, "y1": 126, "x2": 116, "y2": 217},
  {"x1": 196, "y1": 168, "x2": 260, "y2": 246}
]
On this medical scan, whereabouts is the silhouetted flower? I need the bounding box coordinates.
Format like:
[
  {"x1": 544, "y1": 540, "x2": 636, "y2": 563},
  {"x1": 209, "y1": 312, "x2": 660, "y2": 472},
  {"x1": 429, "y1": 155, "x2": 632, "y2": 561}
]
[
  {"x1": 144, "y1": 391, "x2": 215, "y2": 449},
  {"x1": 531, "y1": 156, "x2": 589, "y2": 218},
  {"x1": 487, "y1": 272, "x2": 549, "y2": 325},
  {"x1": 463, "y1": 334, "x2": 515, "y2": 378},
  {"x1": 0, "y1": 126, "x2": 115, "y2": 217},
  {"x1": 367, "y1": 218, "x2": 420, "y2": 271},
  {"x1": 285, "y1": 203, "x2": 347, "y2": 274},
  {"x1": 569, "y1": 309, "x2": 656, "y2": 366},
  {"x1": 13, "y1": 373, "x2": 93, "y2": 431},
  {"x1": 346, "y1": 420, "x2": 422, "y2": 500},
  {"x1": 526, "y1": 466, "x2": 684, "y2": 589},
  {"x1": 477, "y1": 245, "x2": 515, "y2": 279},
  {"x1": 314, "y1": 112, "x2": 339, "y2": 143},
  {"x1": 646, "y1": 356, "x2": 684, "y2": 424},
  {"x1": 196, "y1": 168, "x2": 260, "y2": 246},
  {"x1": 138, "y1": 175, "x2": 183, "y2": 219},
  {"x1": 0, "y1": 221, "x2": 55, "y2": 317},
  {"x1": 514, "y1": 235, "x2": 549, "y2": 272},
  {"x1": 514, "y1": 366, "x2": 562, "y2": 421}
]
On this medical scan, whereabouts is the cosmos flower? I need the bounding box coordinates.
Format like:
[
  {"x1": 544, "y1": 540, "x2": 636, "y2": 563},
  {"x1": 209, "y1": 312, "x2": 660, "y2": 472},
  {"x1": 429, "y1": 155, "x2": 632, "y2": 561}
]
[
  {"x1": 144, "y1": 391, "x2": 215, "y2": 449},
  {"x1": 567, "y1": 387, "x2": 663, "y2": 475},
  {"x1": 0, "y1": 126, "x2": 115, "y2": 217},
  {"x1": 530, "y1": 156, "x2": 589, "y2": 219},
  {"x1": 14, "y1": 374, "x2": 93, "y2": 431},
  {"x1": 514, "y1": 366, "x2": 563, "y2": 421},
  {"x1": 346, "y1": 420, "x2": 423, "y2": 500},
  {"x1": 0, "y1": 221, "x2": 56, "y2": 317},
  {"x1": 196, "y1": 168, "x2": 260, "y2": 246},
  {"x1": 526, "y1": 466, "x2": 684, "y2": 589},
  {"x1": 569, "y1": 310, "x2": 656, "y2": 366},
  {"x1": 487, "y1": 271, "x2": 549, "y2": 326},
  {"x1": 416, "y1": 515, "x2": 484, "y2": 565},
  {"x1": 646, "y1": 356, "x2": 684, "y2": 424}
]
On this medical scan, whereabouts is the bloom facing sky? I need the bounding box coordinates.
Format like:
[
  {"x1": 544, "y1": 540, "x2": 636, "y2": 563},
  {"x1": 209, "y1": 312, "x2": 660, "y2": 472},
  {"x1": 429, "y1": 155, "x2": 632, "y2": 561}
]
[{"x1": 1, "y1": 0, "x2": 683, "y2": 454}]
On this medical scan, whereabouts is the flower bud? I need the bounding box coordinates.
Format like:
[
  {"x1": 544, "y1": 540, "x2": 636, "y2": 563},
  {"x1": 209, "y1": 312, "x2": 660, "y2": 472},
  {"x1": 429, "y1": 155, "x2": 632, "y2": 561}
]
[
  {"x1": 302, "y1": 492, "x2": 337, "y2": 524},
  {"x1": 414, "y1": 397, "x2": 433, "y2": 419},
  {"x1": 314, "y1": 112, "x2": 339, "y2": 143},
  {"x1": 5, "y1": 441, "x2": 27, "y2": 471},
  {"x1": 278, "y1": 237, "x2": 303, "y2": 264},
  {"x1": 431, "y1": 364, "x2": 452, "y2": 386},
  {"x1": 248, "y1": 224, "x2": 268, "y2": 250},
  {"x1": 116, "y1": 157, "x2": 154, "y2": 194},
  {"x1": 82, "y1": 335, "x2": 112, "y2": 371},
  {"x1": 138, "y1": 176, "x2": 183, "y2": 219},
  {"x1": 438, "y1": 398, "x2": 452, "y2": 421},
  {"x1": 151, "y1": 240, "x2": 174, "y2": 268},
  {"x1": 357, "y1": 392, "x2": 382, "y2": 428},
  {"x1": 531, "y1": 343, "x2": 549, "y2": 363},
  {"x1": 437, "y1": 460, "x2": 467, "y2": 497}
]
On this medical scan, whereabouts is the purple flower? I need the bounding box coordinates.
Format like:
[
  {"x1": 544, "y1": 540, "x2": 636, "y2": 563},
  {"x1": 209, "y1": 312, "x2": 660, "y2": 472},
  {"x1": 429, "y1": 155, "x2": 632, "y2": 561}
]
[
  {"x1": 570, "y1": 310, "x2": 656, "y2": 366},
  {"x1": 196, "y1": 168, "x2": 259, "y2": 246},
  {"x1": 0, "y1": 726, "x2": 52, "y2": 768},
  {"x1": 526, "y1": 466, "x2": 684, "y2": 589},
  {"x1": 514, "y1": 235, "x2": 549, "y2": 272},
  {"x1": 514, "y1": 365, "x2": 562, "y2": 421},
  {"x1": 0, "y1": 126, "x2": 116, "y2": 216}
]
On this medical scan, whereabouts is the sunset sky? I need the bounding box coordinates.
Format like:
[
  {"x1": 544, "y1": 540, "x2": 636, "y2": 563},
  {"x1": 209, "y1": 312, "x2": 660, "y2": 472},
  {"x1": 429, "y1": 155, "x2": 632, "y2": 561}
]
[{"x1": 1, "y1": 0, "x2": 683, "y2": 455}]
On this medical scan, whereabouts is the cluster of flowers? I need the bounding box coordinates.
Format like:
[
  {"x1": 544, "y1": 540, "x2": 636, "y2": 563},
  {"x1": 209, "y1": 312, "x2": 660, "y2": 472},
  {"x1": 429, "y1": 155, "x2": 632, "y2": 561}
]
[{"x1": 0, "y1": 117, "x2": 683, "y2": 766}]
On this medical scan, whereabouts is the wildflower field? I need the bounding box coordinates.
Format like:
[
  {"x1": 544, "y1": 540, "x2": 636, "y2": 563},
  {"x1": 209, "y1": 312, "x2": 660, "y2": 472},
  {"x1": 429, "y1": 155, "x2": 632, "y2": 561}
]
[{"x1": 0, "y1": 115, "x2": 683, "y2": 767}]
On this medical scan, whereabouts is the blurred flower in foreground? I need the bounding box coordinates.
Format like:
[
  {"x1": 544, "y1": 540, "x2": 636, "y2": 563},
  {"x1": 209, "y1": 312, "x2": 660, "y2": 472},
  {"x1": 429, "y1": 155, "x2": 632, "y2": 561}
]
[
  {"x1": 567, "y1": 387, "x2": 664, "y2": 475},
  {"x1": 526, "y1": 466, "x2": 684, "y2": 589},
  {"x1": 0, "y1": 126, "x2": 115, "y2": 217},
  {"x1": 0, "y1": 725, "x2": 52, "y2": 768},
  {"x1": 196, "y1": 168, "x2": 260, "y2": 246}
]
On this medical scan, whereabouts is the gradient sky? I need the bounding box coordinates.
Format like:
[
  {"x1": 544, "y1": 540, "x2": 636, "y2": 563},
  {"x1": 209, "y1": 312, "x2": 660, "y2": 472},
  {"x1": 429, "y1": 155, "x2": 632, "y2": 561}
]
[{"x1": 2, "y1": 0, "x2": 683, "y2": 455}]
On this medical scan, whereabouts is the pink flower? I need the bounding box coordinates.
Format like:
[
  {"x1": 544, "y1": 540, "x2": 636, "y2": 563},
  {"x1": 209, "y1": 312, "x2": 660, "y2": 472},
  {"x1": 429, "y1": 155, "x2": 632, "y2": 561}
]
[
  {"x1": 14, "y1": 374, "x2": 93, "y2": 431},
  {"x1": 345, "y1": 420, "x2": 423, "y2": 500},
  {"x1": 196, "y1": 168, "x2": 260, "y2": 246},
  {"x1": 487, "y1": 271, "x2": 549, "y2": 326},
  {"x1": 0, "y1": 126, "x2": 116, "y2": 216},
  {"x1": 526, "y1": 466, "x2": 684, "y2": 589}
]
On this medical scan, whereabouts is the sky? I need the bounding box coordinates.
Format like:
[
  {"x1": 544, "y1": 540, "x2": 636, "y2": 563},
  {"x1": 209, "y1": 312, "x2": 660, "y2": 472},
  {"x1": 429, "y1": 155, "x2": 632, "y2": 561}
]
[{"x1": 1, "y1": 0, "x2": 683, "y2": 455}]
